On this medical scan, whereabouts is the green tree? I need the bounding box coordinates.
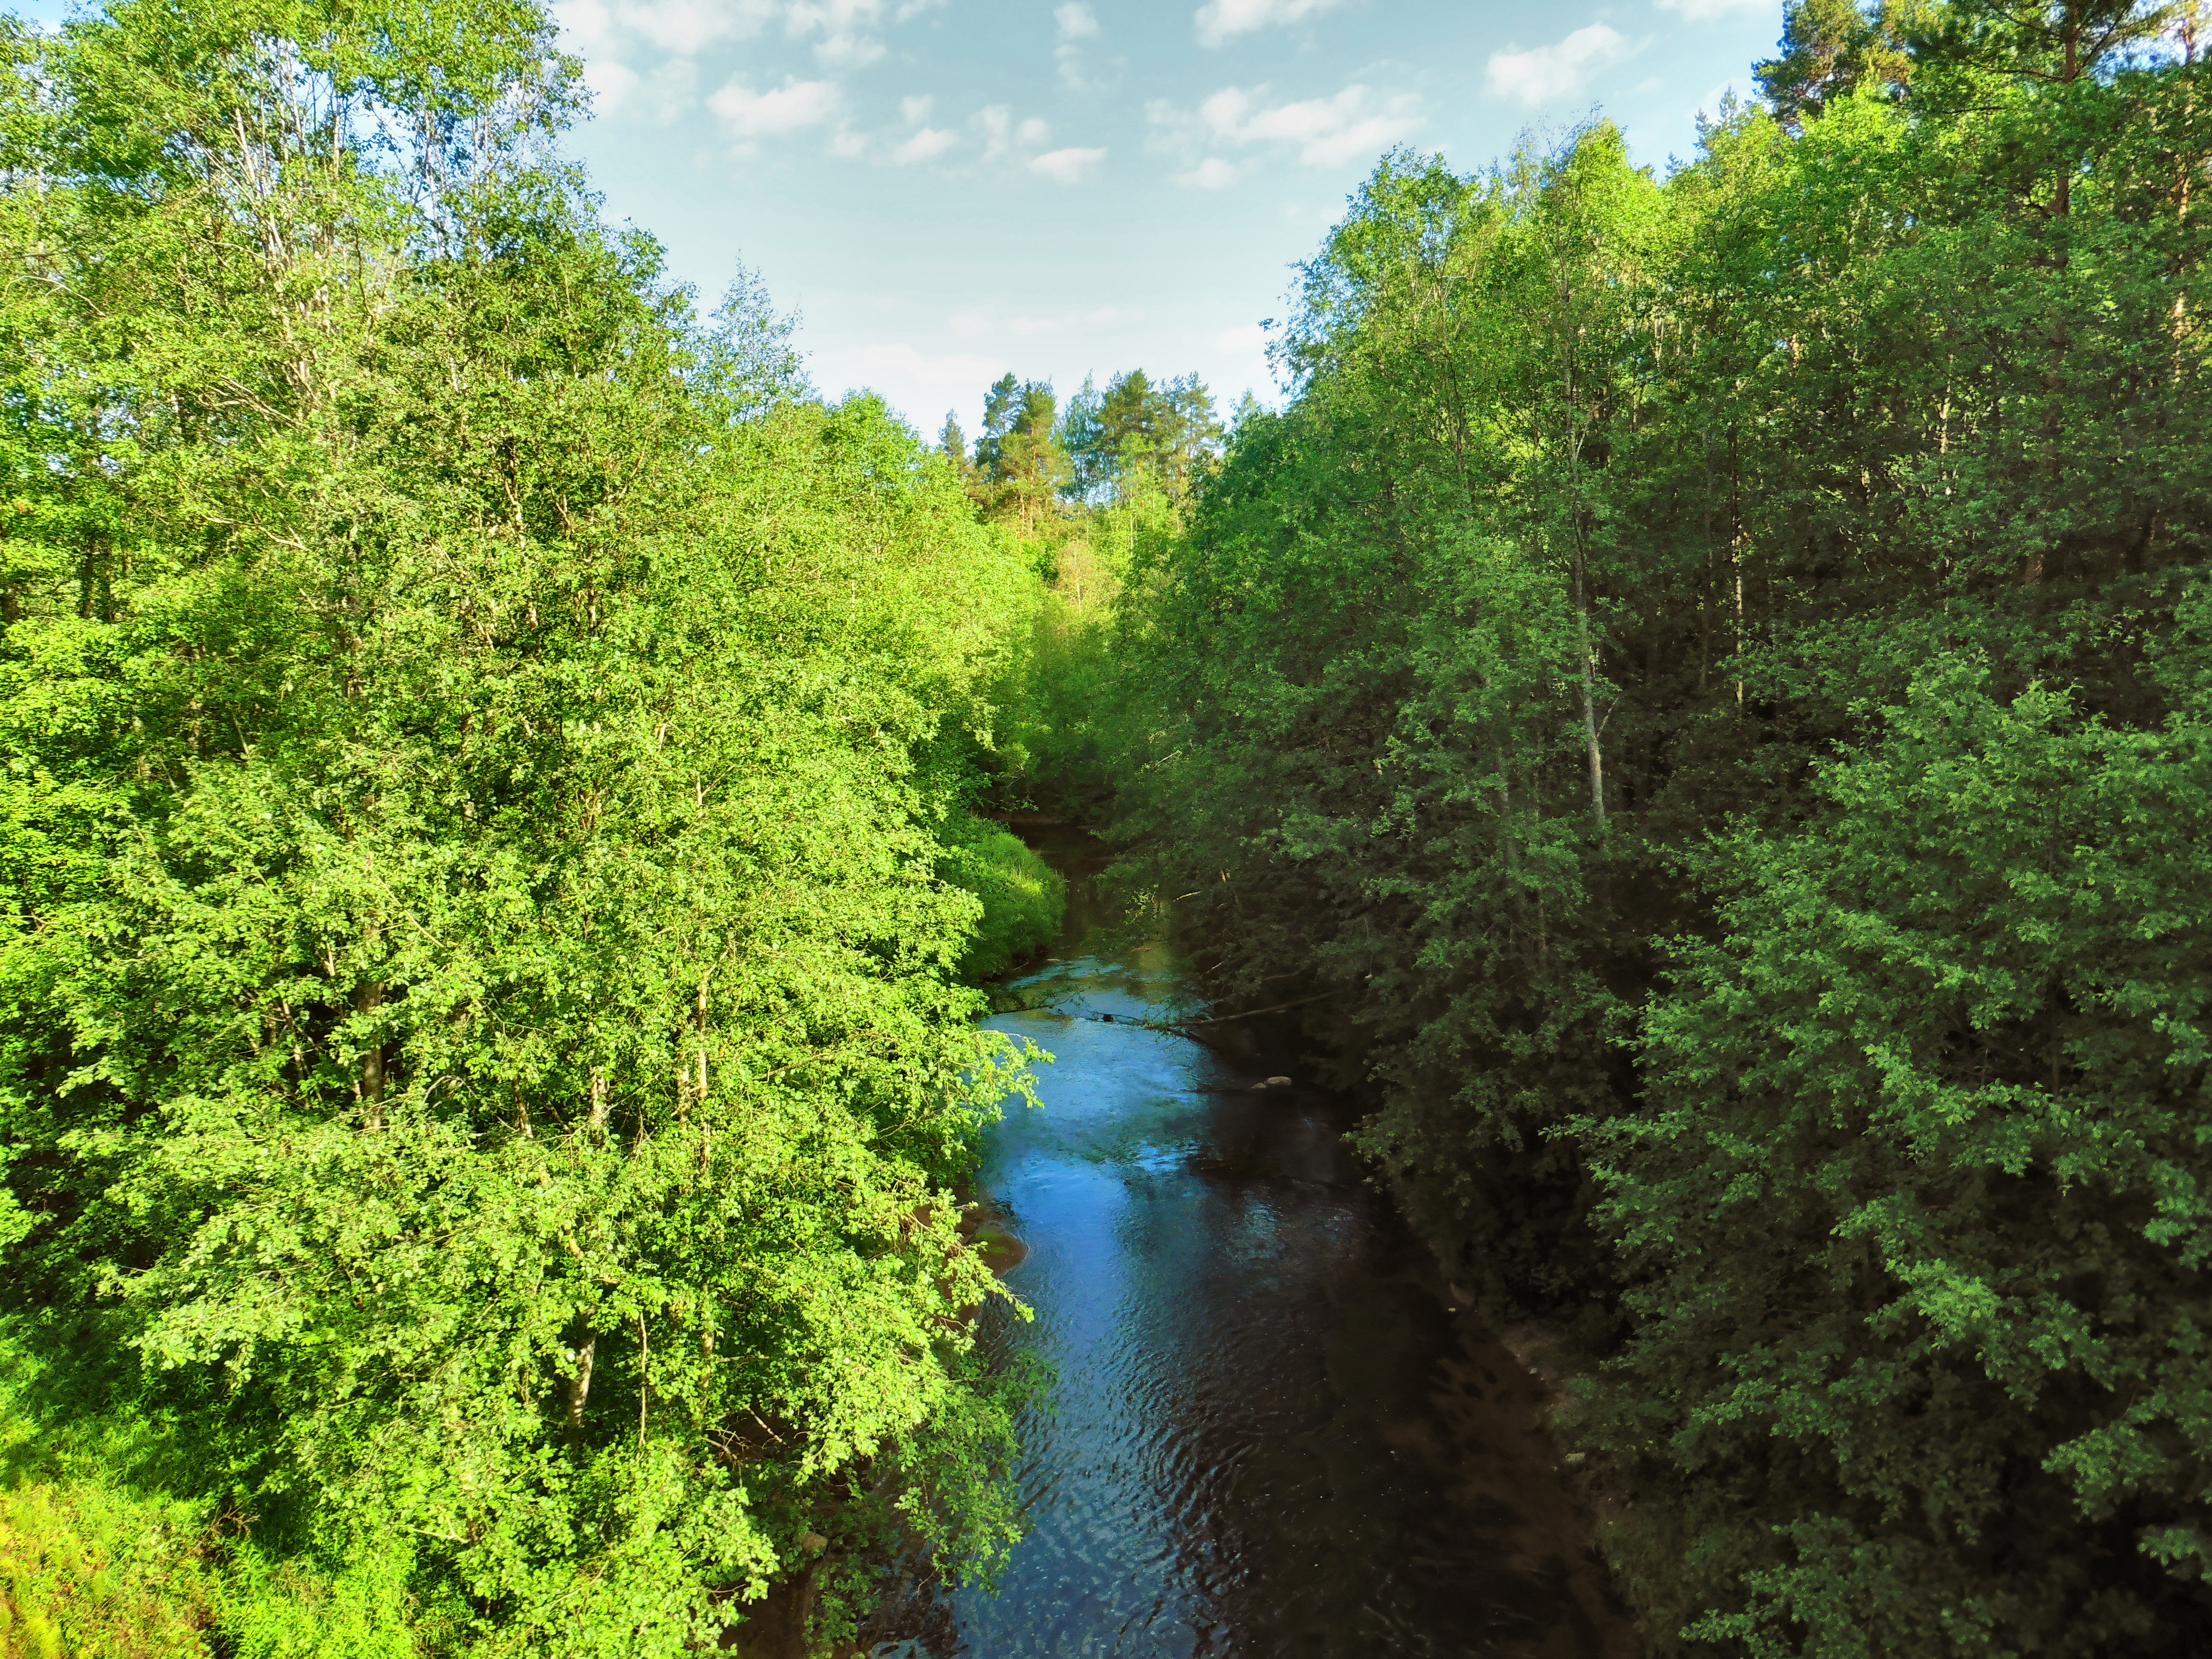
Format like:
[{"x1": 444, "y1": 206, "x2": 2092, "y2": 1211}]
[
  {"x1": 973, "y1": 373, "x2": 1069, "y2": 532},
  {"x1": 1583, "y1": 633, "x2": 2212, "y2": 1654},
  {"x1": 1755, "y1": 0, "x2": 1927, "y2": 130},
  {"x1": 1102, "y1": 13, "x2": 2212, "y2": 1652},
  {"x1": 0, "y1": 2, "x2": 1048, "y2": 1650},
  {"x1": 1059, "y1": 368, "x2": 1223, "y2": 504}
]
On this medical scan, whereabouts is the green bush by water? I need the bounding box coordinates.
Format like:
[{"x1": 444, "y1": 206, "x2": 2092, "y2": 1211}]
[{"x1": 939, "y1": 814, "x2": 1067, "y2": 980}]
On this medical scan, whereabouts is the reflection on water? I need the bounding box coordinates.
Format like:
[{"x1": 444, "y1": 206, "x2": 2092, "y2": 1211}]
[{"x1": 871, "y1": 833, "x2": 1635, "y2": 1659}]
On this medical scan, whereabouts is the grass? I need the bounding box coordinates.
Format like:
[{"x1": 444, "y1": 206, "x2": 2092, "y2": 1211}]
[{"x1": 0, "y1": 1472, "x2": 218, "y2": 1659}]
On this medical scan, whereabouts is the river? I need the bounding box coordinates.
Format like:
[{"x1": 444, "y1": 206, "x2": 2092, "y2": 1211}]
[{"x1": 867, "y1": 829, "x2": 1636, "y2": 1659}]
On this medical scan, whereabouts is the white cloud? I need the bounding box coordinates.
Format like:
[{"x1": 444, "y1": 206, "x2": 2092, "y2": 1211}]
[
  {"x1": 633, "y1": 0, "x2": 775, "y2": 51},
  {"x1": 787, "y1": 0, "x2": 890, "y2": 65},
  {"x1": 559, "y1": 0, "x2": 914, "y2": 67},
  {"x1": 1031, "y1": 146, "x2": 1107, "y2": 184},
  {"x1": 900, "y1": 94, "x2": 933, "y2": 123},
  {"x1": 973, "y1": 106, "x2": 1059, "y2": 165},
  {"x1": 650, "y1": 59, "x2": 702, "y2": 119},
  {"x1": 1485, "y1": 24, "x2": 1634, "y2": 107},
  {"x1": 1009, "y1": 306, "x2": 1127, "y2": 335},
  {"x1": 1158, "y1": 83, "x2": 1419, "y2": 169},
  {"x1": 709, "y1": 75, "x2": 841, "y2": 136},
  {"x1": 1215, "y1": 322, "x2": 1268, "y2": 352},
  {"x1": 596, "y1": 55, "x2": 699, "y2": 120},
  {"x1": 582, "y1": 56, "x2": 641, "y2": 113},
  {"x1": 555, "y1": 0, "x2": 775, "y2": 56},
  {"x1": 567, "y1": 0, "x2": 960, "y2": 121},
  {"x1": 1193, "y1": 0, "x2": 1344, "y2": 48},
  {"x1": 1657, "y1": 0, "x2": 1768, "y2": 17},
  {"x1": 894, "y1": 126, "x2": 958, "y2": 164},
  {"x1": 1055, "y1": 1, "x2": 1101, "y2": 86},
  {"x1": 581, "y1": 48, "x2": 700, "y2": 121},
  {"x1": 1180, "y1": 156, "x2": 1238, "y2": 188},
  {"x1": 857, "y1": 342, "x2": 1010, "y2": 382},
  {"x1": 553, "y1": 0, "x2": 616, "y2": 51}
]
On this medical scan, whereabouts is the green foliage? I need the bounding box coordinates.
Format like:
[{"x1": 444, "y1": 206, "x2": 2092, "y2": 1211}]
[
  {"x1": 1056, "y1": 369, "x2": 1224, "y2": 505},
  {"x1": 0, "y1": 0, "x2": 1046, "y2": 1651},
  {"x1": 975, "y1": 484, "x2": 1172, "y2": 817},
  {"x1": 0, "y1": 1330, "x2": 441, "y2": 1659},
  {"x1": 1755, "y1": 0, "x2": 1926, "y2": 130},
  {"x1": 215, "y1": 1547, "x2": 428, "y2": 1659},
  {"x1": 937, "y1": 811, "x2": 1067, "y2": 980},
  {"x1": 0, "y1": 1479, "x2": 217, "y2": 1659},
  {"x1": 970, "y1": 374, "x2": 1070, "y2": 533},
  {"x1": 1110, "y1": 128, "x2": 1668, "y2": 1304},
  {"x1": 12, "y1": 0, "x2": 2211, "y2": 1653},
  {"x1": 1582, "y1": 620, "x2": 2212, "y2": 1657},
  {"x1": 1106, "y1": 10, "x2": 2212, "y2": 1654},
  {"x1": 936, "y1": 365, "x2": 1206, "y2": 817}
]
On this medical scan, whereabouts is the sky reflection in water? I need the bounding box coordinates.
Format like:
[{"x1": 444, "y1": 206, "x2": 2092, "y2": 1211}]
[{"x1": 871, "y1": 856, "x2": 1633, "y2": 1659}]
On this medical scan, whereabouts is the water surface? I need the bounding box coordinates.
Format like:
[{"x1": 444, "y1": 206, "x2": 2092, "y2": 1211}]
[{"x1": 873, "y1": 833, "x2": 1635, "y2": 1659}]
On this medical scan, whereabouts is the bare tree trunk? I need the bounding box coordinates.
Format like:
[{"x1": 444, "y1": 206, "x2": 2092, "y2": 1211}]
[
  {"x1": 1556, "y1": 259, "x2": 1606, "y2": 828},
  {"x1": 2027, "y1": 7, "x2": 2092, "y2": 585},
  {"x1": 565, "y1": 1334, "x2": 595, "y2": 1432},
  {"x1": 356, "y1": 980, "x2": 385, "y2": 1131},
  {"x1": 2173, "y1": 10, "x2": 2200, "y2": 367},
  {"x1": 696, "y1": 973, "x2": 712, "y2": 1107},
  {"x1": 1735, "y1": 548, "x2": 1746, "y2": 710},
  {"x1": 1572, "y1": 538, "x2": 1606, "y2": 827}
]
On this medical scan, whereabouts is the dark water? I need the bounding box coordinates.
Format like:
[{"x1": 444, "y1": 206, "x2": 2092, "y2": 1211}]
[{"x1": 871, "y1": 832, "x2": 1635, "y2": 1659}]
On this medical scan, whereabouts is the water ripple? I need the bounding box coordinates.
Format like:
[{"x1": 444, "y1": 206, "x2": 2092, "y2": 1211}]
[{"x1": 869, "y1": 866, "x2": 1635, "y2": 1659}]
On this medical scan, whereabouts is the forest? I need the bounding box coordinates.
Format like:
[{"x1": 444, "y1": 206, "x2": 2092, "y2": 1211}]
[{"x1": 0, "y1": 0, "x2": 2208, "y2": 1655}]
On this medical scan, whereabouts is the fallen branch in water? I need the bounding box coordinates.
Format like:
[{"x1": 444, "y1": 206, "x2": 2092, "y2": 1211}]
[
  {"x1": 1102, "y1": 987, "x2": 1343, "y2": 1040},
  {"x1": 1179, "y1": 989, "x2": 1341, "y2": 1026}
]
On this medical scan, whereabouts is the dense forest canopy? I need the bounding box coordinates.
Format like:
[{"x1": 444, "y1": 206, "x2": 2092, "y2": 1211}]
[
  {"x1": 4, "y1": 0, "x2": 2212, "y2": 1655},
  {"x1": 1099, "y1": 0, "x2": 2212, "y2": 1653},
  {"x1": 0, "y1": 0, "x2": 1070, "y2": 1650}
]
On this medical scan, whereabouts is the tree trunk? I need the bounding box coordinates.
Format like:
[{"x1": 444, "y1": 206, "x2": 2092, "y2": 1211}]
[
  {"x1": 356, "y1": 980, "x2": 385, "y2": 1131},
  {"x1": 1572, "y1": 539, "x2": 1607, "y2": 826},
  {"x1": 565, "y1": 1334, "x2": 595, "y2": 1432}
]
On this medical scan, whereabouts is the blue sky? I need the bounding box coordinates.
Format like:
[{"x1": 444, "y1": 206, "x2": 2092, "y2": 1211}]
[
  {"x1": 551, "y1": 0, "x2": 1787, "y2": 436},
  {"x1": 33, "y1": 0, "x2": 1792, "y2": 440}
]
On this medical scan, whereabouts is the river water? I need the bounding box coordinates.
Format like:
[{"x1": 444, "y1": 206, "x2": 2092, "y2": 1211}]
[{"x1": 869, "y1": 831, "x2": 1635, "y2": 1659}]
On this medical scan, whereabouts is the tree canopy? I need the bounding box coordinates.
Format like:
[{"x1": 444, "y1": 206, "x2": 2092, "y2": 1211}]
[
  {"x1": 0, "y1": 0, "x2": 1058, "y2": 1650},
  {"x1": 1106, "y1": 3, "x2": 2212, "y2": 1651}
]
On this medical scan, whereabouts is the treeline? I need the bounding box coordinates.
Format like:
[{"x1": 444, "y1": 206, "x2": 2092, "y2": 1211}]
[
  {"x1": 0, "y1": 1, "x2": 1064, "y2": 1653},
  {"x1": 935, "y1": 366, "x2": 1228, "y2": 818},
  {"x1": 1105, "y1": 1, "x2": 2212, "y2": 1653}
]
